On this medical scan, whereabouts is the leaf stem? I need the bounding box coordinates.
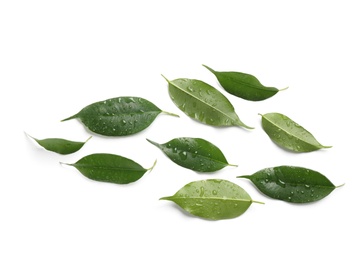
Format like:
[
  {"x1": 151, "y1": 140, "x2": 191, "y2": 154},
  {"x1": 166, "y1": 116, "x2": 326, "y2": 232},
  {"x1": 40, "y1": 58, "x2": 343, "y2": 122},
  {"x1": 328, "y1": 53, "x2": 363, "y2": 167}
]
[
  {"x1": 148, "y1": 159, "x2": 158, "y2": 172},
  {"x1": 161, "y1": 74, "x2": 170, "y2": 83},
  {"x1": 279, "y1": 86, "x2": 289, "y2": 91},
  {"x1": 252, "y1": 200, "x2": 265, "y2": 204},
  {"x1": 162, "y1": 111, "x2": 180, "y2": 117},
  {"x1": 85, "y1": 136, "x2": 93, "y2": 143},
  {"x1": 228, "y1": 163, "x2": 238, "y2": 167},
  {"x1": 336, "y1": 183, "x2": 345, "y2": 188}
]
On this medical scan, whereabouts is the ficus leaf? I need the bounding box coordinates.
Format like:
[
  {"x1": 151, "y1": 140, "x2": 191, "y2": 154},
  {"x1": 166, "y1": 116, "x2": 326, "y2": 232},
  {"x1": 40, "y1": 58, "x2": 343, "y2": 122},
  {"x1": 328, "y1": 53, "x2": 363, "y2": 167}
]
[
  {"x1": 162, "y1": 75, "x2": 253, "y2": 129},
  {"x1": 62, "y1": 96, "x2": 179, "y2": 136},
  {"x1": 260, "y1": 112, "x2": 332, "y2": 152},
  {"x1": 62, "y1": 153, "x2": 156, "y2": 184},
  {"x1": 238, "y1": 166, "x2": 342, "y2": 203},
  {"x1": 203, "y1": 65, "x2": 287, "y2": 101},
  {"x1": 147, "y1": 137, "x2": 237, "y2": 172},
  {"x1": 160, "y1": 179, "x2": 263, "y2": 220},
  {"x1": 28, "y1": 134, "x2": 91, "y2": 155}
]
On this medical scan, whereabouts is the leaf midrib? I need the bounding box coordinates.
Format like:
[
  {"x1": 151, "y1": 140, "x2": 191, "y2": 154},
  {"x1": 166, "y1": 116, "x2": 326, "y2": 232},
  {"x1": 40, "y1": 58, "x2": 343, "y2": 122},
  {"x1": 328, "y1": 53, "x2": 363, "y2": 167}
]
[
  {"x1": 263, "y1": 115, "x2": 323, "y2": 148},
  {"x1": 168, "y1": 79, "x2": 242, "y2": 126},
  {"x1": 163, "y1": 196, "x2": 252, "y2": 203},
  {"x1": 71, "y1": 164, "x2": 146, "y2": 173},
  {"x1": 224, "y1": 74, "x2": 276, "y2": 93}
]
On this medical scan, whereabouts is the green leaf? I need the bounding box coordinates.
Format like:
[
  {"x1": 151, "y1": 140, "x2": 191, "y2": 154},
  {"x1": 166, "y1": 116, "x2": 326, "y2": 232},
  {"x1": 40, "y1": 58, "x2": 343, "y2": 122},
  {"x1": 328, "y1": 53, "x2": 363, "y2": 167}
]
[
  {"x1": 203, "y1": 65, "x2": 287, "y2": 101},
  {"x1": 162, "y1": 75, "x2": 253, "y2": 129},
  {"x1": 147, "y1": 137, "x2": 237, "y2": 172},
  {"x1": 62, "y1": 97, "x2": 179, "y2": 136},
  {"x1": 260, "y1": 112, "x2": 332, "y2": 152},
  {"x1": 62, "y1": 153, "x2": 156, "y2": 184},
  {"x1": 28, "y1": 134, "x2": 91, "y2": 155},
  {"x1": 160, "y1": 179, "x2": 263, "y2": 220},
  {"x1": 238, "y1": 166, "x2": 342, "y2": 203}
]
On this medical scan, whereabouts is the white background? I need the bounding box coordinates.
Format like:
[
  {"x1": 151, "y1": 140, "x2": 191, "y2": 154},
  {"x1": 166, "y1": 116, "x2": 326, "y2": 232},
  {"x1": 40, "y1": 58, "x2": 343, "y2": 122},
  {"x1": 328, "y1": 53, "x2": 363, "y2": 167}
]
[{"x1": 1, "y1": 1, "x2": 363, "y2": 259}]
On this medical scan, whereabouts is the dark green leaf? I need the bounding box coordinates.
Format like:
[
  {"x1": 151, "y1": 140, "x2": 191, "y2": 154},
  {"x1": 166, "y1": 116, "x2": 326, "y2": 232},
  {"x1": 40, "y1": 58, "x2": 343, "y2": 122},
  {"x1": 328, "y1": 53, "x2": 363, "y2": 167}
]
[
  {"x1": 238, "y1": 166, "x2": 342, "y2": 203},
  {"x1": 62, "y1": 97, "x2": 178, "y2": 136},
  {"x1": 203, "y1": 65, "x2": 287, "y2": 101},
  {"x1": 260, "y1": 112, "x2": 332, "y2": 152},
  {"x1": 162, "y1": 76, "x2": 253, "y2": 129},
  {"x1": 160, "y1": 179, "x2": 263, "y2": 220},
  {"x1": 62, "y1": 153, "x2": 156, "y2": 184},
  {"x1": 147, "y1": 137, "x2": 236, "y2": 172},
  {"x1": 28, "y1": 134, "x2": 91, "y2": 155}
]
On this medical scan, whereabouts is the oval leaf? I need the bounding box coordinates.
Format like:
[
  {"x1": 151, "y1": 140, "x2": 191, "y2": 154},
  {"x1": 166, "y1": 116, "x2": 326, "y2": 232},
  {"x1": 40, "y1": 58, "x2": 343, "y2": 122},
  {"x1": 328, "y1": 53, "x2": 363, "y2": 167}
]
[
  {"x1": 238, "y1": 166, "x2": 342, "y2": 203},
  {"x1": 147, "y1": 137, "x2": 236, "y2": 172},
  {"x1": 163, "y1": 76, "x2": 253, "y2": 129},
  {"x1": 28, "y1": 134, "x2": 91, "y2": 155},
  {"x1": 203, "y1": 65, "x2": 286, "y2": 101},
  {"x1": 260, "y1": 112, "x2": 332, "y2": 152},
  {"x1": 62, "y1": 97, "x2": 178, "y2": 136},
  {"x1": 63, "y1": 153, "x2": 156, "y2": 184},
  {"x1": 160, "y1": 179, "x2": 263, "y2": 220}
]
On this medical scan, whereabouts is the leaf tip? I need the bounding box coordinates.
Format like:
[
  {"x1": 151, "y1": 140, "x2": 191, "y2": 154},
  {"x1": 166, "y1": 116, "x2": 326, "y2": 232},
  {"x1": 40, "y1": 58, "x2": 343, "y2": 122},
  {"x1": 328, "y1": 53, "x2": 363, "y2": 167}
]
[
  {"x1": 202, "y1": 64, "x2": 215, "y2": 73},
  {"x1": 146, "y1": 138, "x2": 159, "y2": 147},
  {"x1": 61, "y1": 114, "x2": 77, "y2": 122},
  {"x1": 236, "y1": 175, "x2": 250, "y2": 179},
  {"x1": 159, "y1": 196, "x2": 172, "y2": 201}
]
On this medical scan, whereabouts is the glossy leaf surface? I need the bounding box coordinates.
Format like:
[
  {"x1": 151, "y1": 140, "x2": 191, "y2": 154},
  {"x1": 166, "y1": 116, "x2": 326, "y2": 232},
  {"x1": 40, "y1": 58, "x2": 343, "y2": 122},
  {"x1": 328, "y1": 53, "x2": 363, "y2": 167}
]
[
  {"x1": 62, "y1": 97, "x2": 178, "y2": 136},
  {"x1": 147, "y1": 137, "x2": 236, "y2": 172},
  {"x1": 203, "y1": 65, "x2": 284, "y2": 101},
  {"x1": 160, "y1": 179, "x2": 262, "y2": 220},
  {"x1": 238, "y1": 166, "x2": 340, "y2": 203},
  {"x1": 29, "y1": 135, "x2": 91, "y2": 155},
  {"x1": 261, "y1": 112, "x2": 331, "y2": 152},
  {"x1": 163, "y1": 76, "x2": 253, "y2": 129},
  {"x1": 64, "y1": 153, "x2": 156, "y2": 184}
]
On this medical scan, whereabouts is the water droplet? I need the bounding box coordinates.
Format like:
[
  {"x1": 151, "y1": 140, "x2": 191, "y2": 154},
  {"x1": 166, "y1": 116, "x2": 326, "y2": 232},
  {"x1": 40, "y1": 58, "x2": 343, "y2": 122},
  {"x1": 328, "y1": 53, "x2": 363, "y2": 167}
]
[
  {"x1": 304, "y1": 184, "x2": 310, "y2": 189},
  {"x1": 200, "y1": 186, "x2": 205, "y2": 196},
  {"x1": 126, "y1": 97, "x2": 136, "y2": 103},
  {"x1": 195, "y1": 203, "x2": 202, "y2": 207},
  {"x1": 212, "y1": 190, "x2": 217, "y2": 195},
  {"x1": 234, "y1": 203, "x2": 238, "y2": 208},
  {"x1": 301, "y1": 190, "x2": 305, "y2": 194},
  {"x1": 265, "y1": 179, "x2": 269, "y2": 183},
  {"x1": 277, "y1": 179, "x2": 286, "y2": 187},
  {"x1": 285, "y1": 120, "x2": 291, "y2": 127},
  {"x1": 187, "y1": 86, "x2": 194, "y2": 92},
  {"x1": 179, "y1": 151, "x2": 187, "y2": 160},
  {"x1": 288, "y1": 196, "x2": 292, "y2": 201},
  {"x1": 172, "y1": 147, "x2": 178, "y2": 153},
  {"x1": 122, "y1": 120, "x2": 126, "y2": 125}
]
